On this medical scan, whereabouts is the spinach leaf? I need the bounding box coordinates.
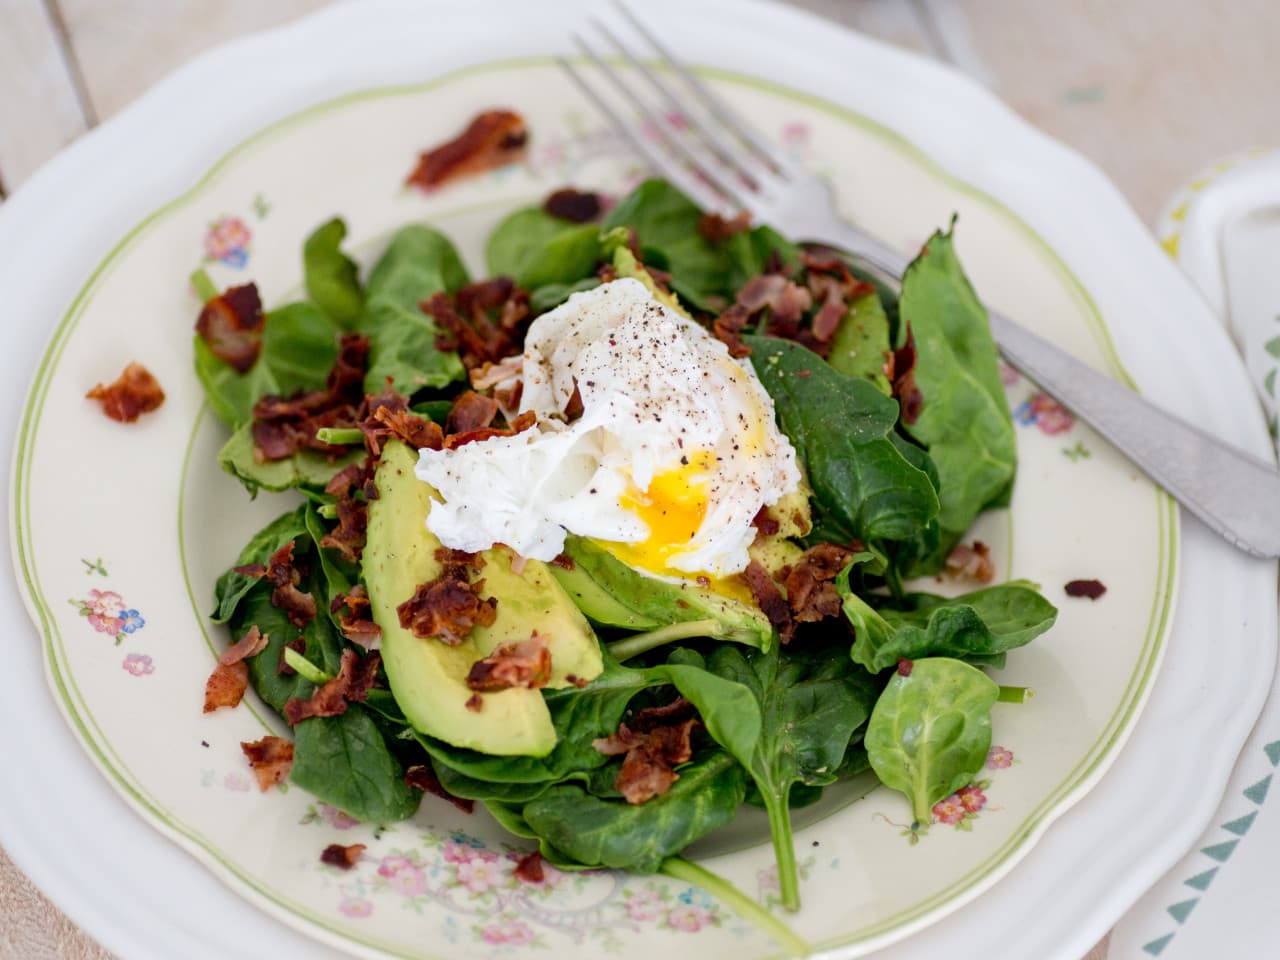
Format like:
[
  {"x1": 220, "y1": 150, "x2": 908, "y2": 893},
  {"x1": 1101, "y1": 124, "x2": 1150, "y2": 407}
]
[
  {"x1": 211, "y1": 506, "x2": 309, "y2": 623},
  {"x1": 529, "y1": 277, "x2": 600, "y2": 314},
  {"x1": 724, "y1": 224, "x2": 799, "y2": 293},
  {"x1": 358, "y1": 225, "x2": 468, "y2": 395},
  {"x1": 704, "y1": 644, "x2": 877, "y2": 910},
  {"x1": 303, "y1": 218, "x2": 364, "y2": 330},
  {"x1": 864, "y1": 657, "x2": 998, "y2": 823},
  {"x1": 838, "y1": 570, "x2": 1058, "y2": 673},
  {"x1": 898, "y1": 228, "x2": 1016, "y2": 567},
  {"x1": 486, "y1": 208, "x2": 602, "y2": 288},
  {"x1": 745, "y1": 335, "x2": 939, "y2": 546},
  {"x1": 290, "y1": 705, "x2": 421, "y2": 823},
  {"x1": 260, "y1": 302, "x2": 340, "y2": 394},
  {"x1": 828, "y1": 290, "x2": 892, "y2": 395},
  {"x1": 519, "y1": 749, "x2": 745, "y2": 873},
  {"x1": 217, "y1": 421, "x2": 363, "y2": 496},
  {"x1": 193, "y1": 336, "x2": 279, "y2": 429}
]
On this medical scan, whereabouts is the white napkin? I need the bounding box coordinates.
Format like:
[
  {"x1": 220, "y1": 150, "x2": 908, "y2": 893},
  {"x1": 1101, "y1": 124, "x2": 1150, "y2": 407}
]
[{"x1": 1109, "y1": 148, "x2": 1280, "y2": 958}]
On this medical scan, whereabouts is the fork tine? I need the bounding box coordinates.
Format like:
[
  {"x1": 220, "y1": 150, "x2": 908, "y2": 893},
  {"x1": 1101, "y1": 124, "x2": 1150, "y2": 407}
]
[
  {"x1": 568, "y1": 38, "x2": 746, "y2": 216},
  {"x1": 612, "y1": 0, "x2": 797, "y2": 179},
  {"x1": 557, "y1": 54, "x2": 731, "y2": 216},
  {"x1": 589, "y1": 19, "x2": 779, "y2": 194}
]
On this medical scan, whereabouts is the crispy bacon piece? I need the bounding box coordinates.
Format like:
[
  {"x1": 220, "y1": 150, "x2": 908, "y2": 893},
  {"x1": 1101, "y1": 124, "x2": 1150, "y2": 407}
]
[
  {"x1": 698, "y1": 210, "x2": 752, "y2": 241},
  {"x1": 405, "y1": 763, "x2": 475, "y2": 813},
  {"x1": 1065, "y1": 578, "x2": 1107, "y2": 600},
  {"x1": 465, "y1": 693, "x2": 484, "y2": 712},
  {"x1": 744, "y1": 560, "x2": 794, "y2": 642},
  {"x1": 426, "y1": 277, "x2": 531, "y2": 372},
  {"x1": 512, "y1": 850, "x2": 545, "y2": 883},
  {"x1": 330, "y1": 585, "x2": 382, "y2": 649},
  {"x1": 320, "y1": 843, "x2": 365, "y2": 870},
  {"x1": 196, "y1": 283, "x2": 265, "y2": 372},
  {"x1": 751, "y1": 505, "x2": 781, "y2": 539},
  {"x1": 318, "y1": 498, "x2": 369, "y2": 565},
  {"x1": 446, "y1": 391, "x2": 500, "y2": 435},
  {"x1": 544, "y1": 188, "x2": 603, "y2": 223},
  {"x1": 945, "y1": 541, "x2": 995, "y2": 584},
  {"x1": 396, "y1": 550, "x2": 497, "y2": 645},
  {"x1": 203, "y1": 625, "x2": 269, "y2": 712},
  {"x1": 466, "y1": 633, "x2": 552, "y2": 692},
  {"x1": 247, "y1": 540, "x2": 317, "y2": 628},
  {"x1": 712, "y1": 303, "x2": 752, "y2": 358},
  {"x1": 890, "y1": 331, "x2": 923, "y2": 425},
  {"x1": 443, "y1": 410, "x2": 536, "y2": 450},
  {"x1": 469, "y1": 355, "x2": 524, "y2": 392},
  {"x1": 354, "y1": 389, "x2": 443, "y2": 457},
  {"x1": 240, "y1": 735, "x2": 294, "y2": 791},
  {"x1": 782, "y1": 543, "x2": 859, "y2": 624},
  {"x1": 282, "y1": 648, "x2": 380, "y2": 725},
  {"x1": 85, "y1": 362, "x2": 166, "y2": 422},
  {"x1": 406, "y1": 109, "x2": 528, "y2": 191},
  {"x1": 594, "y1": 698, "x2": 700, "y2": 805}
]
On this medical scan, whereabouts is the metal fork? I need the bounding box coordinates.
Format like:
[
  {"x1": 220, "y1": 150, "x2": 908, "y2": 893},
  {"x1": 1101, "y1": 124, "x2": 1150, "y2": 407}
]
[{"x1": 560, "y1": 5, "x2": 1280, "y2": 560}]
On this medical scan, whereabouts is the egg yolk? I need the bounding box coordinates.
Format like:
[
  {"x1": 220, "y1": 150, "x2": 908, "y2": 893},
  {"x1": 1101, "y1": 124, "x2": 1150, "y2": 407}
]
[{"x1": 598, "y1": 450, "x2": 755, "y2": 604}]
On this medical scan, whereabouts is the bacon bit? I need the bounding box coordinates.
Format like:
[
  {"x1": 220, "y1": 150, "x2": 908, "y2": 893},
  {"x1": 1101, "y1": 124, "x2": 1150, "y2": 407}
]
[
  {"x1": 219, "y1": 624, "x2": 269, "y2": 666},
  {"x1": 443, "y1": 409, "x2": 536, "y2": 449},
  {"x1": 203, "y1": 661, "x2": 249, "y2": 712},
  {"x1": 234, "y1": 562, "x2": 267, "y2": 578},
  {"x1": 196, "y1": 283, "x2": 265, "y2": 372},
  {"x1": 466, "y1": 633, "x2": 551, "y2": 692},
  {"x1": 397, "y1": 550, "x2": 497, "y2": 645},
  {"x1": 318, "y1": 498, "x2": 369, "y2": 565},
  {"x1": 783, "y1": 543, "x2": 858, "y2": 624},
  {"x1": 796, "y1": 369, "x2": 812, "y2": 378},
  {"x1": 330, "y1": 585, "x2": 382, "y2": 649},
  {"x1": 405, "y1": 764, "x2": 475, "y2": 813},
  {"x1": 282, "y1": 649, "x2": 381, "y2": 725},
  {"x1": 1065, "y1": 579, "x2": 1107, "y2": 600},
  {"x1": 356, "y1": 389, "x2": 444, "y2": 457},
  {"x1": 446, "y1": 391, "x2": 500, "y2": 435},
  {"x1": 278, "y1": 635, "x2": 306, "y2": 676},
  {"x1": 406, "y1": 109, "x2": 528, "y2": 191},
  {"x1": 85, "y1": 362, "x2": 166, "y2": 422},
  {"x1": 594, "y1": 698, "x2": 700, "y2": 805},
  {"x1": 465, "y1": 693, "x2": 484, "y2": 712},
  {"x1": 240, "y1": 735, "x2": 294, "y2": 791},
  {"x1": 698, "y1": 210, "x2": 752, "y2": 241},
  {"x1": 550, "y1": 553, "x2": 575, "y2": 571},
  {"x1": 469, "y1": 355, "x2": 524, "y2": 392},
  {"x1": 945, "y1": 541, "x2": 995, "y2": 584},
  {"x1": 247, "y1": 540, "x2": 317, "y2": 628},
  {"x1": 751, "y1": 505, "x2": 781, "y2": 539},
  {"x1": 426, "y1": 278, "x2": 532, "y2": 373},
  {"x1": 544, "y1": 187, "x2": 603, "y2": 223},
  {"x1": 512, "y1": 850, "x2": 545, "y2": 883},
  {"x1": 324, "y1": 461, "x2": 369, "y2": 499},
  {"x1": 562, "y1": 380, "x2": 585, "y2": 422},
  {"x1": 897, "y1": 658, "x2": 914, "y2": 677},
  {"x1": 320, "y1": 843, "x2": 365, "y2": 870},
  {"x1": 712, "y1": 303, "x2": 752, "y2": 358},
  {"x1": 565, "y1": 673, "x2": 589, "y2": 689},
  {"x1": 743, "y1": 560, "x2": 793, "y2": 642}
]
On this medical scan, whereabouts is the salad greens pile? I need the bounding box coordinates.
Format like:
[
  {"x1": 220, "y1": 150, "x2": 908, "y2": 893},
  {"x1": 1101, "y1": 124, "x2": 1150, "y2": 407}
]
[{"x1": 196, "y1": 177, "x2": 1056, "y2": 937}]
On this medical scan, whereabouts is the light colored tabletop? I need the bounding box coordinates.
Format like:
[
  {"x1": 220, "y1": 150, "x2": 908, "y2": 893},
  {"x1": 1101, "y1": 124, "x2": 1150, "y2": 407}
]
[{"x1": 2, "y1": 1, "x2": 1277, "y2": 957}]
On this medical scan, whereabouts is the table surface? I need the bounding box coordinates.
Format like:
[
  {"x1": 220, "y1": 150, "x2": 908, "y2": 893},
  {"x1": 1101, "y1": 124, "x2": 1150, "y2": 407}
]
[{"x1": 2, "y1": 0, "x2": 1278, "y2": 957}]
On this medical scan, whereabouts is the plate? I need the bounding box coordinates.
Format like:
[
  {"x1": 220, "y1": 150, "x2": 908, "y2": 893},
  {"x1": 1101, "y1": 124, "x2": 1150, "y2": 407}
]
[{"x1": 0, "y1": 2, "x2": 1273, "y2": 959}]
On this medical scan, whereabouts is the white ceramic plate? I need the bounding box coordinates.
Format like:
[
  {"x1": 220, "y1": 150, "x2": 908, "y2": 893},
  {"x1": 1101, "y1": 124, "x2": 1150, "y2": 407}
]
[{"x1": 0, "y1": 2, "x2": 1274, "y2": 959}]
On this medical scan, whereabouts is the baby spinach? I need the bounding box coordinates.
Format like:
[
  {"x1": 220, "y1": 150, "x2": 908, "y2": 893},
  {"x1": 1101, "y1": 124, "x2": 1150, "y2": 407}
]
[
  {"x1": 290, "y1": 705, "x2": 421, "y2": 823},
  {"x1": 519, "y1": 749, "x2": 745, "y2": 873},
  {"x1": 829, "y1": 290, "x2": 892, "y2": 395},
  {"x1": 303, "y1": 218, "x2": 364, "y2": 330},
  {"x1": 193, "y1": 336, "x2": 278, "y2": 429},
  {"x1": 704, "y1": 644, "x2": 878, "y2": 910},
  {"x1": 865, "y1": 657, "x2": 998, "y2": 823},
  {"x1": 745, "y1": 335, "x2": 939, "y2": 547},
  {"x1": 357, "y1": 225, "x2": 468, "y2": 396},
  {"x1": 486, "y1": 207, "x2": 602, "y2": 288},
  {"x1": 839, "y1": 573, "x2": 1058, "y2": 673},
  {"x1": 898, "y1": 227, "x2": 1016, "y2": 568},
  {"x1": 211, "y1": 506, "x2": 309, "y2": 624}
]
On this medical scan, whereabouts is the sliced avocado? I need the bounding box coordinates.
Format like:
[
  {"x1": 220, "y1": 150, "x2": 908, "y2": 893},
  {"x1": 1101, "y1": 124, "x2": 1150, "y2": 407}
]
[
  {"x1": 748, "y1": 485, "x2": 813, "y2": 576},
  {"x1": 607, "y1": 238, "x2": 689, "y2": 316},
  {"x1": 550, "y1": 535, "x2": 773, "y2": 651},
  {"x1": 364, "y1": 441, "x2": 602, "y2": 757}
]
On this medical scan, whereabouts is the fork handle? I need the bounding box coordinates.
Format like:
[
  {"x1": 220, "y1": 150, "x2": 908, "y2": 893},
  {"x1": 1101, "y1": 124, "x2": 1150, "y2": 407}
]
[{"x1": 801, "y1": 224, "x2": 1280, "y2": 560}]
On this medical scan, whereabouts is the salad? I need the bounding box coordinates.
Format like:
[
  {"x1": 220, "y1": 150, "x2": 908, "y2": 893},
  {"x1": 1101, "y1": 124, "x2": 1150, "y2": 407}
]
[{"x1": 194, "y1": 176, "x2": 1056, "y2": 943}]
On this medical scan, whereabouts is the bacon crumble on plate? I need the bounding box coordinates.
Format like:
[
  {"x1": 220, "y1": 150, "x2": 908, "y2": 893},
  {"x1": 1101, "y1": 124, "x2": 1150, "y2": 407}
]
[
  {"x1": 203, "y1": 625, "x2": 269, "y2": 713},
  {"x1": 320, "y1": 843, "x2": 365, "y2": 870},
  {"x1": 945, "y1": 540, "x2": 995, "y2": 584},
  {"x1": 1065, "y1": 578, "x2": 1107, "y2": 600},
  {"x1": 85, "y1": 361, "x2": 166, "y2": 422},
  {"x1": 512, "y1": 850, "x2": 545, "y2": 883},
  {"x1": 594, "y1": 697, "x2": 701, "y2": 805},
  {"x1": 466, "y1": 632, "x2": 552, "y2": 692},
  {"x1": 396, "y1": 549, "x2": 497, "y2": 646},
  {"x1": 196, "y1": 283, "x2": 264, "y2": 372},
  {"x1": 406, "y1": 109, "x2": 528, "y2": 191},
  {"x1": 240, "y1": 735, "x2": 294, "y2": 791},
  {"x1": 282, "y1": 648, "x2": 381, "y2": 725},
  {"x1": 543, "y1": 188, "x2": 603, "y2": 223}
]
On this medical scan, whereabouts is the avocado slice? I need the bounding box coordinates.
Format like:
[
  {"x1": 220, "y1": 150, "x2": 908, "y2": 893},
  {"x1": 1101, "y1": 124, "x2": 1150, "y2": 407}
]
[
  {"x1": 364, "y1": 441, "x2": 602, "y2": 757},
  {"x1": 550, "y1": 535, "x2": 774, "y2": 651}
]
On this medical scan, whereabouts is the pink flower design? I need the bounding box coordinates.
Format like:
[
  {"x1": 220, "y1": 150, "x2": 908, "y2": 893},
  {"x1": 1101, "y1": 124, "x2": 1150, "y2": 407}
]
[
  {"x1": 479, "y1": 918, "x2": 536, "y2": 946},
  {"x1": 932, "y1": 794, "x2": 966, "y2": 825},
  {"x1": 320, "y1": 804, "x2": 360, "y2": 830},
  {"x1": 87, "y1": 589, "x2": 125, "y2": 619},
  {"x1": 121, "y1": 653, "x2": 154, "y2": 676},
  {"x1": 204, "y1": 216, "x2": 252, "y2": 268},
  {"x1": 377, "y1": 856, "x2": 428, "y2": 897},
  {"x1": 442, "y1": 839, "x2": 482, "y2": 864},
  {"x1": 781, "y1": 121, "x2": 810, "y2": 146},
  {"x1": 223, "y1": 772, "x2": 251, "y2": 792},
  {"x1": 72, "y1": 590, "x2": 143, "y2": 644},
  {"x1": 665, "y1": 905, "x2": 713, "y2": 933},
  {"x1": 624, "y1": 888, "x2": 666, "y2": 922},
  {"x1": 999, "y1": 360, "x2": 1020, "y2": 386},
  {"x1": 957, "y1": 784, "x2": 987, "y2": 814},
  {"x1": 1014, "y1": 393, "x2": 1074, "y2": 435},
  {"x1": 338, "y1": 896, "x2": 373, "y2": 918},
  {"x1": 455, "y1": 858, "x2": 505, "y2": 895},
  {"x1": 987, "y1": 745, "x2": 1014, "y2": 769}
]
